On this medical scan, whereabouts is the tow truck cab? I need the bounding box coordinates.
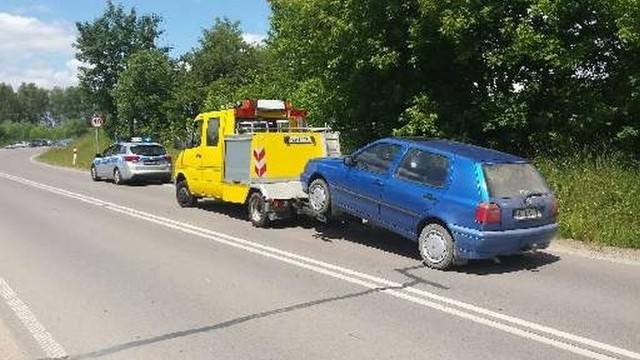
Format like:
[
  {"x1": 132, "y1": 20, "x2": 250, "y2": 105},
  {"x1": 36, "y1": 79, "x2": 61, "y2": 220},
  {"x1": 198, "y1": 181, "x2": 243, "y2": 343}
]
[{"x1": 173, "y1": 99, "x2": 340, "y2": 226}]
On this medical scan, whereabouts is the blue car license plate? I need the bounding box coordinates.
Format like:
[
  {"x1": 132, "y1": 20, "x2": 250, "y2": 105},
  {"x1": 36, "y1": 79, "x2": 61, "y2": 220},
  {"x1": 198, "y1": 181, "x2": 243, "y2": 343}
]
[{"x1": 514, "y1": 208, "x2": 541, "y2": 220}]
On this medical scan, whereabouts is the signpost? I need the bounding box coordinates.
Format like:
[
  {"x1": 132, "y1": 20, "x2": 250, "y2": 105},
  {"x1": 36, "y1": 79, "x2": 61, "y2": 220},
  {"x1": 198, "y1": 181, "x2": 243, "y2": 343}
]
[{"x1": 90, "y1": 113, "x2": 105, "y2": 155}]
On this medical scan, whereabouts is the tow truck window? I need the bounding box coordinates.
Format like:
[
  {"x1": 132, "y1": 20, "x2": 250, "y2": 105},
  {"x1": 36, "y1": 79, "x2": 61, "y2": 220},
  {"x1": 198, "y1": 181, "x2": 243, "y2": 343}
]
[
  {"x1": 188, "y1": 121, "x2": 203, "y2": 148},
  {"x1": 207, "y1": 118, "x2": 220, "y2": 146}
]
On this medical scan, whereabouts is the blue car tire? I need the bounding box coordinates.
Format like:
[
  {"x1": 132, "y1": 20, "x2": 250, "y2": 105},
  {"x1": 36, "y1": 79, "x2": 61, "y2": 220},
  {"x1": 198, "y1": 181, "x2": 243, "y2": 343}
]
[
  {"x1": 419, "y1": 223, "x2": 455, "y2": 270},
  {"x1": 308, "y1": 178, "x2": 331, "y2": 218}
]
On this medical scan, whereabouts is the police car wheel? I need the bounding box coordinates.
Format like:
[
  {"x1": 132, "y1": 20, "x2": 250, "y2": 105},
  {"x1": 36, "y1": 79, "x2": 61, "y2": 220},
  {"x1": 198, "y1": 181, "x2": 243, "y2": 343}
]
[
  {"x1": 113, "y1": 168, "x2": 123, "y2": 185},
  {"x1": 176, "y1": 180, "x2": 197, "y2": 208},
  {"x1": 91, "y1": 165, "x2": 101, "y2": 181},
  {"x1": 248, "y1": 192, "x2": 269, "y2": 228}
]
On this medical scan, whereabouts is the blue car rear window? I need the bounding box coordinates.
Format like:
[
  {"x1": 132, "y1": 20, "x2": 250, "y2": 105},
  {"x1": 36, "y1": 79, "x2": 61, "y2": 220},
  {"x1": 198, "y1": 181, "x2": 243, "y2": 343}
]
[{"x1": 483, "y1": 163, "x2": 550, "y2": 198}]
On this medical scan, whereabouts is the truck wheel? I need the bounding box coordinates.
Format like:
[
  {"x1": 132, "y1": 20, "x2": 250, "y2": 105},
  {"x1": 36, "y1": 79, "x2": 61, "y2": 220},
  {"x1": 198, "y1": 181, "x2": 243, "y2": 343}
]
[
  {"x1": 248, "y1": 192, "x2": 269, "y2": 228},
  {"x1": 308, "y1": 178, "x2": 331, "y2": 217},
  {"x1": 419, "y1": 223, "x2": 455, "y2": 270},
  {"x1": 176, "y1": 180, "x2": 198, "y2": 208}
]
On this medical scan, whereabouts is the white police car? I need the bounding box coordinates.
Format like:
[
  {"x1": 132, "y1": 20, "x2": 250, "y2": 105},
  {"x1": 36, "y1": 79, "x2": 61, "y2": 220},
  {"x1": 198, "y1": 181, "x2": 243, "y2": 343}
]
[{"x1": 91, "y1": 138, "x2": 172, "y2": 185}]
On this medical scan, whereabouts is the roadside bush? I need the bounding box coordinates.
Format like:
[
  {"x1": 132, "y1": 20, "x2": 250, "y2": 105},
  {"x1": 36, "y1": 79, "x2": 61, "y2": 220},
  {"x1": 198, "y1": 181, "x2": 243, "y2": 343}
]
[
  {"x1": 535, "y1": 153, "x2": 640, "y2": 249},
  {"x1": 0, "y1": 119, "x2": 86, "y2": 146}
]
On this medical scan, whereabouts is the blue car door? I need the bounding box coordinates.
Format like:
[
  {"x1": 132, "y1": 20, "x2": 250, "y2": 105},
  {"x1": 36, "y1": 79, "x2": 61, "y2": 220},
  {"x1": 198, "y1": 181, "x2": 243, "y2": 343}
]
[
  {"x1": 380, "y1": 148, "x2": 451, "y2": 239},
  {"x1": 332, "y1": 142, "x2": 404, "y2": 222}
]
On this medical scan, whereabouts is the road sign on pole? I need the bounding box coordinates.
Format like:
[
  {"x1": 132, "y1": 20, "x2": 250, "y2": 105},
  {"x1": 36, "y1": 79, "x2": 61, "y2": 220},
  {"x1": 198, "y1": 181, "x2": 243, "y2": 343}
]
[
  {"x1": 91, "y1": 114, "x2": 105, "y2": 128},
  {"x1": 90, "y1": 113, "x2": 106, "y2": 155}
]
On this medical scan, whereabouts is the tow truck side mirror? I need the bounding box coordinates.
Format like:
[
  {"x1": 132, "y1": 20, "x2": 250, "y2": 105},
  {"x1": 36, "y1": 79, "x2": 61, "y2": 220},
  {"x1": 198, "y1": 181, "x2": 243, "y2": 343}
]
[{"x1": 344, "y1": 155, "x2": 356, "y2": 167}]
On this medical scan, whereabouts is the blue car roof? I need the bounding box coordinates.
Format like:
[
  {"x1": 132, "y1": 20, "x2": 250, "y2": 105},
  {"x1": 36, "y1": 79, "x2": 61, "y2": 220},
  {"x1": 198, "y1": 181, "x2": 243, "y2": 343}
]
[{"x1": 389, "y1": 137, "x2": 526, "y2": 163}]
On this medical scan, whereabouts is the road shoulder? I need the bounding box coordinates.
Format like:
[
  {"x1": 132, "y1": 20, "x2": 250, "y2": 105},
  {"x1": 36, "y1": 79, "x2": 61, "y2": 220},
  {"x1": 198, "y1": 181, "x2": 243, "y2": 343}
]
[
  {"x1": 0, "y1": 316, "x2": 26, "y2": 360},
  {"x1": 549, "y1": 238, "x2": 640, "y2": 266}
]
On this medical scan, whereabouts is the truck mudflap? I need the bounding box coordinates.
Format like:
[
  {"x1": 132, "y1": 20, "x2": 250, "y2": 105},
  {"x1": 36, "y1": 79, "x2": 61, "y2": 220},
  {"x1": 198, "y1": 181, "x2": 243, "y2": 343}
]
[
  {"x1": 250, "y1": 180, "x2": 329, "y2": 223},
  {"x1": 251, "y1": 180, "x2": 307, "y2": 200}
]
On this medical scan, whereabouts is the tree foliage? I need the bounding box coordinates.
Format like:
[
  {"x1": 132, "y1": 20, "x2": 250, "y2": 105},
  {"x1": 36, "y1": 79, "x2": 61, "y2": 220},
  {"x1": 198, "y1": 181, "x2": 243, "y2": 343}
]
[
  {"x1": 75, "y1": 0, "x2": 165, "y2": 137},
  {"x1": 269, "y1": 0, "x2": 640, "y2": 156},
  {"x1": 113, "y1": 49, "x2": 175, "y2": 139},
  {"x1": 54, "y1": 0, "x2": 640, "y2": 158}
]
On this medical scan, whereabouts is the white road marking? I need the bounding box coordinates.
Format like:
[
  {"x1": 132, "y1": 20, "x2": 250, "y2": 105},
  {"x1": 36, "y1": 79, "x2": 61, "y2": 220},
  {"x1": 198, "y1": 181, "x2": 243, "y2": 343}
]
[
  {"x1": 0, "y1": 278, "x2": 68, "y2": 359},
  {"x1": 1, "y1": 171, "x2": 639, "y2": 360}
]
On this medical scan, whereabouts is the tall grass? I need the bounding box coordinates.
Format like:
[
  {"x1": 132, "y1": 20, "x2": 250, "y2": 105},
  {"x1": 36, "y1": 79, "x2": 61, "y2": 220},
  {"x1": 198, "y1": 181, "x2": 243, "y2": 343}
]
[
  {"x1": 535, "y1": 154, "x2": 640, "y2": 249},
  {"x1": 37, "y1": 129, "x2": 110, "y2": 170}
]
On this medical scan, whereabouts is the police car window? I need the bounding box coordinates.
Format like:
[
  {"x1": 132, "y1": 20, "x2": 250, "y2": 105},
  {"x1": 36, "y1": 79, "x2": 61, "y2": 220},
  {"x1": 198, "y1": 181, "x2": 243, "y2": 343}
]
[
  {"x1": 104, "y1": 144, "x2": 117, "y2": 156},
  {"x1": 131, "y1": 145, "x2": 166, "y2": 156},
  {"x1": 207, "y1": 118, "x2": 220, "y2": 146},
  {"x1": 355, "y1": 143, "x2": 402, "y2": 174},
  {"x1": 396, "y1": 149, "x2": 449, "y2": 187}
]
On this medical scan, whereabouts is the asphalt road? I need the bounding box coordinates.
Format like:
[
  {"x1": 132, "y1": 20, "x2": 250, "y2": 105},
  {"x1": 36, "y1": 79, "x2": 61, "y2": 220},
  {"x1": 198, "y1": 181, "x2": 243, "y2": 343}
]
[{"x1": 0, "y1": 147, "x2": 638, "y2": 360}]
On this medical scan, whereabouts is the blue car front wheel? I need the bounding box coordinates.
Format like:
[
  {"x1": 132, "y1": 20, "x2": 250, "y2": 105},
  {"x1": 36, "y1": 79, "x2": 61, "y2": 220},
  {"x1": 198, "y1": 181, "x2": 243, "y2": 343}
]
[{"x1": 308, "y1": 178, "x2": 331, "y2": 217}]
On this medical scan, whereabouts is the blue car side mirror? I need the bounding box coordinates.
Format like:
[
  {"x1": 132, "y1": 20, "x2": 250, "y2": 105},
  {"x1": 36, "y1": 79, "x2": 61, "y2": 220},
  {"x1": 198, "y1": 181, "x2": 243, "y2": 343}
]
[{"x1": 344, "y1": 156, "x2": 356, "y2": 167}]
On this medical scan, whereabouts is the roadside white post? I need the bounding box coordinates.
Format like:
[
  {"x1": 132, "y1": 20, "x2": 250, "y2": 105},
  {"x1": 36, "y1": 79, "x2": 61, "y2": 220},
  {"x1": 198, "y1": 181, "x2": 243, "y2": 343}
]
[{"x1": 72, "y1": 147, "x2": 77, "y2": 165}]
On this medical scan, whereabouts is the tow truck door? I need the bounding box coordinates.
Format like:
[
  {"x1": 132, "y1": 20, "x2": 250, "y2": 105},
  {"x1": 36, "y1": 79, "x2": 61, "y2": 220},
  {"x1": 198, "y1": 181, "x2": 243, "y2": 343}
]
[
  {"x1": 180, "y1": 120, "x2": 205, "y2": 194},
  {"x1": 200, "y1": 115, "x2": 223, "y2": 198}
]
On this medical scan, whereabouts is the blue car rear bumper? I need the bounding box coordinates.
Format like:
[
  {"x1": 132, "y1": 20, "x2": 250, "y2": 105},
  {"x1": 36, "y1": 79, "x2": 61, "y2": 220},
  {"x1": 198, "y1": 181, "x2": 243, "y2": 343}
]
[{"x1": 449, "y1": 223, "x2": 558, "y2": 260}]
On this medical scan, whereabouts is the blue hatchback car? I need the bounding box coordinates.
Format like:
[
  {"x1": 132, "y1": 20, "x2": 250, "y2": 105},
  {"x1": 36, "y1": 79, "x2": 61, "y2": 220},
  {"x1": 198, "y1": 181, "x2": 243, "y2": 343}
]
[{"x1": 301, "y1": 138, "x2": 558, "y2": 269}]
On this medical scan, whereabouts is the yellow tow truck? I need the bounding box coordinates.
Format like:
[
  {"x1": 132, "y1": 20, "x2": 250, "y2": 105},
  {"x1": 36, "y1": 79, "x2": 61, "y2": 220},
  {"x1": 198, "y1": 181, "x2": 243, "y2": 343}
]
[{"x1": 173, "y1": 99, "x2": 341, "y2": 226}]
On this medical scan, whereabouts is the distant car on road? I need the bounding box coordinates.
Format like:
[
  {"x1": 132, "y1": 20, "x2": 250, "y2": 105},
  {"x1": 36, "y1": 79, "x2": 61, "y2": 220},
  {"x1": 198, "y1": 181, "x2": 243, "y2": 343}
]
[
  {"x1": 91, "y1": 138, "x2": 172, "y2": 185},
  {"x1": 5, "y1": 141, "x2": 30, "y2": 149},
  {"x1": 301, "y1": 138, "x2": 558, "y2": 269},
  {"x1": 29, "y1": 139, "x2": 49, "y2": 147}
]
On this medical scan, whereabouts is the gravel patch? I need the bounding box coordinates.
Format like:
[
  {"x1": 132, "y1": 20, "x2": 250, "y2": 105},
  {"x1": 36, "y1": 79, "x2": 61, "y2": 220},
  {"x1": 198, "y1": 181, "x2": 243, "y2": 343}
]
[{"x1": 549, "y1": 238, "x2": 640, "y2": 266}]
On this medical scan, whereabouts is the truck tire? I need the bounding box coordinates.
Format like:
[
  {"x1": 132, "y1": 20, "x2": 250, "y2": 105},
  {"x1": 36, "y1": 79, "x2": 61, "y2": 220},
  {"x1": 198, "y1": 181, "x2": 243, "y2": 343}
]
[
  {"x1": 176, "y1": 180, "x2": 198, "y2": 208},
  {"x1": 308, "y1": 178, "x2": 331, "y2": 217},
  {"x1": 248, "y1": 192, "x2": 269, "y2": 228},
  {"x1": 418, "y1": 223, "x2": 455, "y2": 270}
]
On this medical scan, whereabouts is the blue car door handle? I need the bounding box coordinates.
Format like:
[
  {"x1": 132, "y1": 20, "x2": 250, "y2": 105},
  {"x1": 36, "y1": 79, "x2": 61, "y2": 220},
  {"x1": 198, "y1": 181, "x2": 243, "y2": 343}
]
[
  {"x1": 423, "y1": 193, "x2": 436, "y2": 200},
  {"x1": 372, "y1": 179, "x2": 384, "y2": 186}
]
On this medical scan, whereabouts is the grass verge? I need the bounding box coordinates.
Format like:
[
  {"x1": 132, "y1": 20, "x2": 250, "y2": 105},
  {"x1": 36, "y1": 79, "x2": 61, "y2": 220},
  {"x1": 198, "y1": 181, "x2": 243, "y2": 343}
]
[
  {"x1": 536, "y1": 154, "x2": 640, "y2": 249},
  {"x1": 36, "y1": 129, "x2": 110, "y2": 170}
]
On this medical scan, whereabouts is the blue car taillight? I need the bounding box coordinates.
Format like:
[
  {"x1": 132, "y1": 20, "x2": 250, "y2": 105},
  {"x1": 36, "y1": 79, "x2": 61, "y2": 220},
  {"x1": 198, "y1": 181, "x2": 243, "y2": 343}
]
[{"x1": 475, "y1": 202, "x2": 501, "y2": 224}]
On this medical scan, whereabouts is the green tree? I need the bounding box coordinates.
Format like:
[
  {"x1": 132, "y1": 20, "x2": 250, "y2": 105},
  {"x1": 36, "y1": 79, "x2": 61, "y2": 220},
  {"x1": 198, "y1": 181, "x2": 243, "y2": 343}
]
[
  {"x1": 49, "y1": 86, "x2": 91, "y2": 123},
  {"x1": 0, "y1": 83, "x2": 20, "y2": 122},
  {"x1": 188, "y1": 18, "x2": 261, "y2": 110},
  {"x1": 75, "y1": 0, "x2": 165, "y2": 138},
  {"x1": 113, "y1": 49, "x2": 175, "y2": 139},
  {"x1": 269, "y1": 0, "x2": 418, "y2": 149},
  {"x1": 16, "y1": 83, "x2": 49, "y2": 124},
  {"x1": 268, "y1": 0, "x2": 640, "y2": 156}
]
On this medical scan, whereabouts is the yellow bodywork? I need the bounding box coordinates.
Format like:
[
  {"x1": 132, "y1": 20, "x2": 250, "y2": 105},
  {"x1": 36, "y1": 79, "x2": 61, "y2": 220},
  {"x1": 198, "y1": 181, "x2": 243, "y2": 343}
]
[{"x1": 174, "y1": 108, "x2": 338, "y2": 205}]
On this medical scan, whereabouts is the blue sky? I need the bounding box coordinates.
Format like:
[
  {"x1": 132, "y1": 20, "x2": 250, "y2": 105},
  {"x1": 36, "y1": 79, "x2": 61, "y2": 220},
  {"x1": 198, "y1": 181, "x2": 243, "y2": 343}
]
[{"x1": 0, "y1": 0, "x2": 271, "y2": 89}]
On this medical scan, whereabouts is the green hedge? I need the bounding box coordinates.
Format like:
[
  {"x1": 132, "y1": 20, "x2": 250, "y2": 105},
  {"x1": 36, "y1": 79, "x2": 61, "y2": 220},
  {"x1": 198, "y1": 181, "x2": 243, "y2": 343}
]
[{"x1": 535, "y1": 154, "x2": 640, "y2": 249}]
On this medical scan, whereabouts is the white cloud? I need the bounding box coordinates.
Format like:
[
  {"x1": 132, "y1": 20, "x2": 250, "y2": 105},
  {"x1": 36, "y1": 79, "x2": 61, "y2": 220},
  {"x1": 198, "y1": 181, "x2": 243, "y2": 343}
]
[
  {"x1": 0, "y1": 12, "x2": 77, "y2": 89},
  {"x1": 242, "y1": 33, "x2": 266, "y2": 46}
]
